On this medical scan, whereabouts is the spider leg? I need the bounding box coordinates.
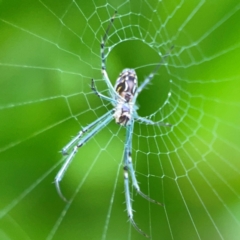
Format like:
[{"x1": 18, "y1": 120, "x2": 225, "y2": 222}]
[
  {"x1": 134, "y1": 114, "x2": 172, "y2": 127},
  {"x1": 123, "y1": 121, "x2": 164, "y2": 238},
  {"x1": 134, "y1": 46, "x2": 174, "y2": 100},
  {"x1": 101, "y1": 10, "x2": 117, "y2": 70},
  {"x1": 126, "y1": 121, "x2": 164, "y2": 206},
  {"x1": 100, "y1": 11, "x2": 119, "y2": 99},
  {"x1": 124, "y1": 167, "x2": 150, "y2": 238},
  {"x1": 127, "y1": 151, "x2": 164, "y2": 207},
  {"x1": 55, "y1": 111, "x2": 113, "y2": 202},
  {"x1": 62, "y1": 111, "x2": 113, "y2": 155},
  {"x1": 91, "y1": 79, "x2": 118, "y2": 104}
]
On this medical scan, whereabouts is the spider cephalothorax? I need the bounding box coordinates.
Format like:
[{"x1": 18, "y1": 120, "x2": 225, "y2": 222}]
[{"x1": 55, "y1": 10, "x2": 172, "y2": 238}]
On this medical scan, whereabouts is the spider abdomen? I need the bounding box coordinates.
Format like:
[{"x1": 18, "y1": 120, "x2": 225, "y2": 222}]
[{"x1": 114, "y1": 68, "x2": 138, "y2": 101}]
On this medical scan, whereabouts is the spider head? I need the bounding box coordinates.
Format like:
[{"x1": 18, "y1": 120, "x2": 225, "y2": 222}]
[
  {"x1": 118, "y1": 103, "x2": 131, "y2": 126},
  {"x1": 114, "y1": 101, "x2": 132, "y2": 126}
]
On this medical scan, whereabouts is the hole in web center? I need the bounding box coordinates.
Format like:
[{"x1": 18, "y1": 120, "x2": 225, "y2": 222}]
[{"x1": 106, "y1": 40, "x2": 171, "y2": 117}]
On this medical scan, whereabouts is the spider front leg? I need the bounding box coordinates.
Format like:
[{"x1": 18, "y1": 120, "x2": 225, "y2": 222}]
[
  {"x1": 62, "y1": 111, "x2": 113, "y2": 155},
  {"x1": 123, "y1": 165, "x2": 150, "y2": 238},
  {"x1": 55, "y1": 111, "x2": 113, "y2": 202},
  {"x1": 123, "y1": 121, "x2": 164, "y2": 238}
]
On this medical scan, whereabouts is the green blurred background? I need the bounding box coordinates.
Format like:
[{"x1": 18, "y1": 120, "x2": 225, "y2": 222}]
[{"x1": 0, "y1": 0, "x2": 240, "y2": 240}]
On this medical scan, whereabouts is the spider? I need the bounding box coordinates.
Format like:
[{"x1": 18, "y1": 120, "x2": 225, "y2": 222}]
[{"x1": 55, "y1": 11, "x2": 172, "y2": 238}]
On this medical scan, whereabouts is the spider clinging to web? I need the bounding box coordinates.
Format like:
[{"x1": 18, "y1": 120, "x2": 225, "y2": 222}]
[{"x1": 55, "y1": 11, "x2": 173, "y2": 238}]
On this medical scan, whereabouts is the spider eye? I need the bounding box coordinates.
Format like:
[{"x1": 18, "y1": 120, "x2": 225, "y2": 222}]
[{"x1": 119, "y1": 114, "x2": 130, "y2": 126}]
